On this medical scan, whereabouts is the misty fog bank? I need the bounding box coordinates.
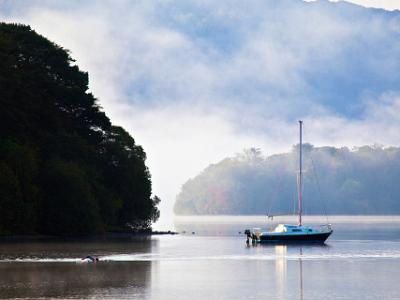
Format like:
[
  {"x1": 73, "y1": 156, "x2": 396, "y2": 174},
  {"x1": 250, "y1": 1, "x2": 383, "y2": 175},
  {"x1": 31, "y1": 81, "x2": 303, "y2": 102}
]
[{"x1": 175, "y1": 145, "x2": 400, "y2": 215}]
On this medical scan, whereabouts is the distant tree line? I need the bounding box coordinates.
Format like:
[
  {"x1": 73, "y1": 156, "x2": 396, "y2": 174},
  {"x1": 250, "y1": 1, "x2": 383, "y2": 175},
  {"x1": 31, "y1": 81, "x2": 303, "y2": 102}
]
[
  {"x1": 174, "y1": 145, "x2": 400, "y2": 215},
  {"x1": 0, "y1": 23, "x2": 159, "y2": 235}
]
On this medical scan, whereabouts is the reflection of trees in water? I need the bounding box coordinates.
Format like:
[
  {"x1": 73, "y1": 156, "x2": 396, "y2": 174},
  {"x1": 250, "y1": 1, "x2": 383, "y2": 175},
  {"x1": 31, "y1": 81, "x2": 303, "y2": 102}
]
[
  {"x1": 0, "y1": 239, "x2": 156, "y2": 299},
  {"x1": 1, "y1": 262, "x2": 151, "y2": 298}
]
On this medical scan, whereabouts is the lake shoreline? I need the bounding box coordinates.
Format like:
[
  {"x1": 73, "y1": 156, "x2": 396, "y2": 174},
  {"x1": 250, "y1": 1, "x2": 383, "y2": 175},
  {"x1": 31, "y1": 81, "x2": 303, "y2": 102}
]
[
  {"x1": 173, "y1": 215, "x2": 400, "y2": 224},
  {"x1": 0, "y1": 230, "x2": 178, "y2": 241}
]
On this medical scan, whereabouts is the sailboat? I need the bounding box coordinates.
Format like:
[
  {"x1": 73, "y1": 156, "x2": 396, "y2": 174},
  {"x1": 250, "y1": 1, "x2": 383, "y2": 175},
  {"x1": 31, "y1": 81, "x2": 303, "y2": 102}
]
[{"x1": 251, "y1": 121, "x2": 333, "y2": 243}]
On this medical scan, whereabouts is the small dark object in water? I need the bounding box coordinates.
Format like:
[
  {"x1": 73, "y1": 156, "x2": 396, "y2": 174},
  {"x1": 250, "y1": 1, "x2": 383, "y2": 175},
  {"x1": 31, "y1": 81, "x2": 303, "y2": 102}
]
[
  {"x1": 83, "y1": 256, "x2": 99, "y2": 262},
  {"x1": 192, "y1": 232, "x2": 195, "y2": 235}
]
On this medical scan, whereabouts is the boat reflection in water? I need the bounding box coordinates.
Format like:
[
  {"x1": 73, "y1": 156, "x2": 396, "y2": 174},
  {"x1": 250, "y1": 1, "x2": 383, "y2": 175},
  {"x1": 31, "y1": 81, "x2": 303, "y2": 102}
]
[
  {"x1": 275, "y1": 245, "x2": 287, "y2": 300},
  {"x1": 299, "y1": 247, "x2": 304, "y2": 300},
  {"x1": 275, "y1": 245, "x2": 304, "y2": 300}
]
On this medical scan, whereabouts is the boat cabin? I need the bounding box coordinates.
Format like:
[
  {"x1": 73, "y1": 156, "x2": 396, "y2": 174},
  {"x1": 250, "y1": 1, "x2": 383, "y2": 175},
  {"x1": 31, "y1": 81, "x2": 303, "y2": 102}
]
[{"x1": 272, "y1": 224, "x2": 315, "y2": 234}]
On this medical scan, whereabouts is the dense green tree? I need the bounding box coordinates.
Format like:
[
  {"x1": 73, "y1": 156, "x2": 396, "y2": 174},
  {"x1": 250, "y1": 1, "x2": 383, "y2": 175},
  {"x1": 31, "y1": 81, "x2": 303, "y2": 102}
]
[
  {"x1": 0, "y1": 140, "x2": 38, "y2": 234},
  {"x1": 0, "y1": 23, "x2": 159, "y2": 235},
  {"x1": 38, "y1": 159, "x2": 100, "y2": 235}
]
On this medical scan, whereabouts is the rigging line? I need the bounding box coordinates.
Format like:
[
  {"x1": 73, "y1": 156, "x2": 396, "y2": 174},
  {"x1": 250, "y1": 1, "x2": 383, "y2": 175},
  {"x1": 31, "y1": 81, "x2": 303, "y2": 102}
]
[
  {"x1": 296, "y1": 169, "x2": 300, "y2": 215},
  {"x1": 302, "y1": 123, "x2": 329, "y2": 225},
  {"x1": 310, "y1": 156, "x2": 330, "y2": 224},
  {"x1": 267, "y1": 167, "x2": 284, "y2": 218}
]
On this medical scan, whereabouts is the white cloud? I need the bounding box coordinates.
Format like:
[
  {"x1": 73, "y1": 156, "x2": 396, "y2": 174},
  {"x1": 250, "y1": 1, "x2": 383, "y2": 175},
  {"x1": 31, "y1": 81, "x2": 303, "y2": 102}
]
[
  {"x1": 116, "y1": 104, "x2": 272, "y2": 223},
  {"x1": 2, "y1": 0, "x2": 400, "y2": 228},
  {"x1": 328, "y1": 0, "x2": 400, "y2": 11}
]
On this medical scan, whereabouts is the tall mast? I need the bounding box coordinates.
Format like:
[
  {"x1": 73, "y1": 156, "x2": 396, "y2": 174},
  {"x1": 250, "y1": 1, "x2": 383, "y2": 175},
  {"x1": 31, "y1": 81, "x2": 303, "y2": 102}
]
[{"x1": 299, "y1": 120, "x2": 303, "y2": 226}]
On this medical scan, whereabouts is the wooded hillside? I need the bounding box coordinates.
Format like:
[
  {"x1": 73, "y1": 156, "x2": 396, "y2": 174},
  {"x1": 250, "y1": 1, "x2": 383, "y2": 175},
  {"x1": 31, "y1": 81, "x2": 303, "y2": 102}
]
[{"x1": 175, "y1": 145, "x2": 400, "y2": 215}]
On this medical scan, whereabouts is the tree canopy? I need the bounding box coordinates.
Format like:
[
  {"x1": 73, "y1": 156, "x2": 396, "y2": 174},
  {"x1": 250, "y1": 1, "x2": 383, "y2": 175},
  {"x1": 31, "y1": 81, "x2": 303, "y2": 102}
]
[
  {"x1": 174, "y1": 145, "x2": 400, "y2": 215},
  {"x1": 0, "y1": 23, "x2": 159, "y2": 235}
]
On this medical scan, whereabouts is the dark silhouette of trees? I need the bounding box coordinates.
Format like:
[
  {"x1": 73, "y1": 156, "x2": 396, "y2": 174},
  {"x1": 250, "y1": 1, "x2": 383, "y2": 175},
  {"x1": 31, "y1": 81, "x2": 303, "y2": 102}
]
[{"x1": 0, "y1": 23, "x2": 159, "y2": 235}]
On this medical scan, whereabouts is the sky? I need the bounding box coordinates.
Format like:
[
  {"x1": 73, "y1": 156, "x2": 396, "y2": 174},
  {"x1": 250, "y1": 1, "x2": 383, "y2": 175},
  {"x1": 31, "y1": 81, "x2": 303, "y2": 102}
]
[
  {"x1": 1, "y1": 0, "x2": 400, "y2": 228},
  {"x1": 325, "y1": 0, "x2": 400, "y2": 11}
]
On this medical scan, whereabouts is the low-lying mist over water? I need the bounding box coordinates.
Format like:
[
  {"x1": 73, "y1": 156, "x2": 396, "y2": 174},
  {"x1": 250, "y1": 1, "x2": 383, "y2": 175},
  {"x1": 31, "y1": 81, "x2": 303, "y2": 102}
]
[{"x1": 173, "y1": 215, "x2": 400, "y2": 239}]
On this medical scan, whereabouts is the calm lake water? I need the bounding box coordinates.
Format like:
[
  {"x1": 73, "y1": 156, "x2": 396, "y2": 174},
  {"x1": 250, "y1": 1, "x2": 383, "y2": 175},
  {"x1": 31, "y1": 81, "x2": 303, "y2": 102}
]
[{"x1": 1, "y1": 216, "x2": 400, "y2": 299}]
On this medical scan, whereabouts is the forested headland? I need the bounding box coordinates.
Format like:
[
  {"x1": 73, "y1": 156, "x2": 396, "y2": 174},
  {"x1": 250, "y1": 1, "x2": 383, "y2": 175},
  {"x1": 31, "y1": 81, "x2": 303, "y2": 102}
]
[
  {"x1": 0, "y1": 23, "x2": 159, "y2": 236},
  {"x1": 174, "y1": 145, "x2": 400, "y2": 215}
]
